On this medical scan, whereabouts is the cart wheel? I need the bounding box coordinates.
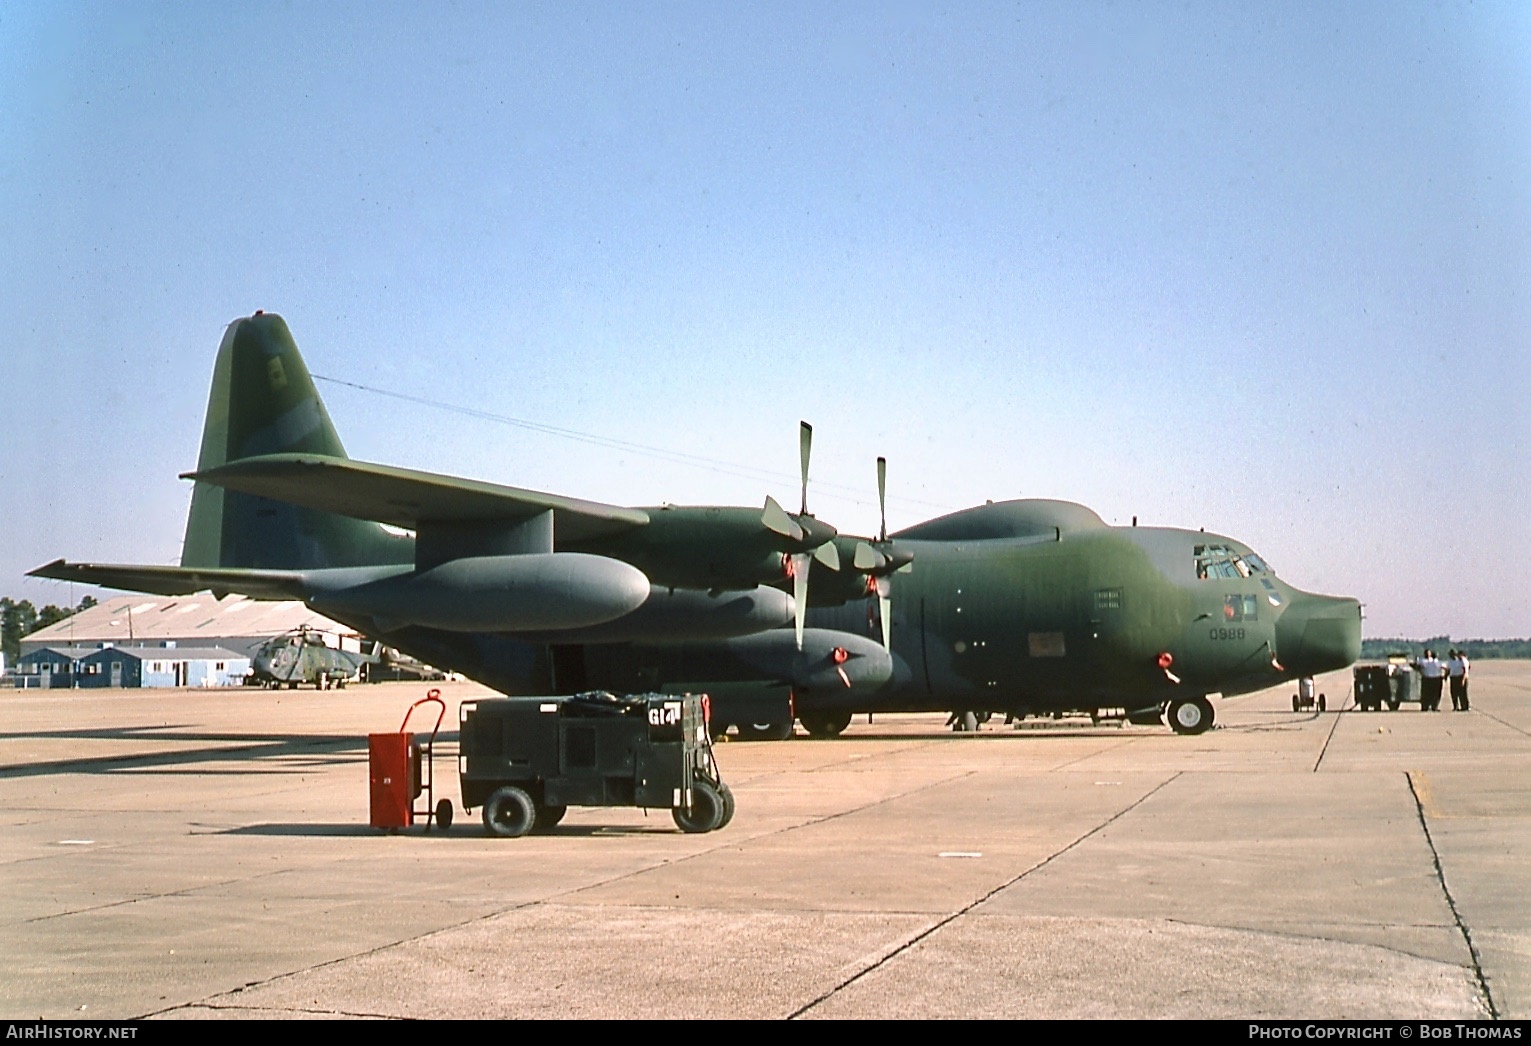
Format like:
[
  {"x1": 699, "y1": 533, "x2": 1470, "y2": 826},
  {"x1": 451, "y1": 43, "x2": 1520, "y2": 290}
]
[
  {"x1": 715, "y1": 783, "x2": 736, "y2": 830},
  {"x1": 1292, "y1": 695, "x2": 1300, "y2": 712},
  {"x1": 434, "y1": 798, "x2": 453, "y2": 831},
  {"x1": 1318, "y1": 694, "x2": 1327, "y2": 712},
  {"x1": 672, "y1": 780, "x2": 724, "y2": 833},
  {"x1": 483, "y1": 785, "x2": 536, "y2": 838},
  {"x1": 531, "y1": 803, "x2": 567, "y2": 833},
  {"x1": 1387, "y1": 700, "x2": 1399, "y2": 711}
]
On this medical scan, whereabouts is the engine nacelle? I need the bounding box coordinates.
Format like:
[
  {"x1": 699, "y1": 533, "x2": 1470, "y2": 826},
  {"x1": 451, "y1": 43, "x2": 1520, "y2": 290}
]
[
  {"x1": 724, "y1": 628, "x2": 893, "y2": 692},
  {"x1": 311, "y1": 553, "x2": 649, "y2": 632},
  {"x1": 511, "y1": 584, "x2": 792, "y2": 643}
]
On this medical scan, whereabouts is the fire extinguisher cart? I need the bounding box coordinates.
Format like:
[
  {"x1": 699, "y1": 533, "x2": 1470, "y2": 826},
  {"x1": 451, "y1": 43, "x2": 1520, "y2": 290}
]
[{"x1": 368, "y1": 690, "x2": 454, "y2": 832}]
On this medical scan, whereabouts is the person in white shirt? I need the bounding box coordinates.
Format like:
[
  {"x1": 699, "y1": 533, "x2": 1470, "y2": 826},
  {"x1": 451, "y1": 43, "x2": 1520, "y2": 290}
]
[
  {"x1": 1416, "y1": 649, "x2": 1446, "y2": 711},
  {"x1": 1447, "y1": 649, "x2": 1471, "y2": 711}
]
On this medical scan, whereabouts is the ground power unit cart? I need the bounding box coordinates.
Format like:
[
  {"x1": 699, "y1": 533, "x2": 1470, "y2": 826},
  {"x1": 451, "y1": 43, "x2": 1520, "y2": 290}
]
[{"x1": 459, "y1": 692, "x2": 734, "y2": 837}]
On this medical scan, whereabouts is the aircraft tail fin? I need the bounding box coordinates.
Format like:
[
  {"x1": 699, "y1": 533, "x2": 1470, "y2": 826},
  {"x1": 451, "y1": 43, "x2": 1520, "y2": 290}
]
[{"x1": 180, "y1": 313, "x2": 407, "y2": 570}]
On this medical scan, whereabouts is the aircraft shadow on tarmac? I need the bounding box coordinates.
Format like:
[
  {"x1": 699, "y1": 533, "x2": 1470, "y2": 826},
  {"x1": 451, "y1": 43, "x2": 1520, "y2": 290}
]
[{"x1": 0, "y1": 728, "x2": 386, "y2": 778}]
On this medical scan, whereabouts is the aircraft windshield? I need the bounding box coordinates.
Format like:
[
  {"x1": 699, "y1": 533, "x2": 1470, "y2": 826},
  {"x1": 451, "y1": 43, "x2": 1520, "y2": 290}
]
[{"x1": 1194, "y1": 544, "x2": 1273, "y2": 580}]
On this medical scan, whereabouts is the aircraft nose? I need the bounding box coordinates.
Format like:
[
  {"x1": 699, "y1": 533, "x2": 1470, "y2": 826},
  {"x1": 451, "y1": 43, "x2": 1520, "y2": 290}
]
[{"x1": 1275, "y1": 593, "x2": 1362, "y2": 677}]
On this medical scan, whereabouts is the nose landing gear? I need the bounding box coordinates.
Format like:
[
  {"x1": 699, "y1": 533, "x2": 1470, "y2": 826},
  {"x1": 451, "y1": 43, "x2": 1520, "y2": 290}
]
[{"x1": 1290, "y1": 677, "x2": 1326, "y2": 712}]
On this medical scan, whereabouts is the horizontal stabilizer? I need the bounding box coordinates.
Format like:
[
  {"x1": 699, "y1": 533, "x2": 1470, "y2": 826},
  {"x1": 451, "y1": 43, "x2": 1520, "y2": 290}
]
[
  {"x1": 184, "y1": 454, "x2": 650, "y2": 540},
  {"x1": 28, "y1": 559, "x2": 309, "y2": 600}
]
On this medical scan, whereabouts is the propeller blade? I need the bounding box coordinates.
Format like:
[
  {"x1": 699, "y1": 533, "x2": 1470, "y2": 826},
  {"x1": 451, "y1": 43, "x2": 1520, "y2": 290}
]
[
  {"x1": 762, "y1": 495, "x2": 804, "y2": 542},
  {"x1": 870, "y1": 575, "x2": 892, "y2": 651},
  {"x1": 877, "y1": 456, "x2": 888, "y2": 543},
  {"x1": 853, "y1": 541, "x2": 880, "y2": 572},
  {"x1": 799, "y1": 421, "x2": 813, "y2": 516},
  {"x1": 813, "y1": 540, "x2": 840, "y2": 571},
  {"x1": 791, "y1": 552, "x2": 810, "y2": 650}
]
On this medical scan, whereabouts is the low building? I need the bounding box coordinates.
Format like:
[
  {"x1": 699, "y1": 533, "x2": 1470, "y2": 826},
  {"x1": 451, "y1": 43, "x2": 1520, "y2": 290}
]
[
  {"x1": 12, "y1": 643, "x2": 251, "y2": 689},
  {"x1": 14, "y1": 646, "x2": 95, "y2": 688}
]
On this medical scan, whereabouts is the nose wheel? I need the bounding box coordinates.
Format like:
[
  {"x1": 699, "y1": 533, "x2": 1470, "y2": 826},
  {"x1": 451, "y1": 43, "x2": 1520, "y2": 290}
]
[
  {"x1": 1291, "y1": 677, "x2": 1325, "y2": 712},
  {"x1": 1167, "y1": 696, "x2": 1214, "y2": 735}
]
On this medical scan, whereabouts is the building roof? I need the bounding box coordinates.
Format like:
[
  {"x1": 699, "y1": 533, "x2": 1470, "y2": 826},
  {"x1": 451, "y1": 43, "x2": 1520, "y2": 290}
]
[
  {"x1": 20, "y1": 644, "x2": 249, "y2": 663},
  {"x1": 22, "y1": 594, "x2": 354, "y2": 651},
  {"x1": 86, "y1": 646, "x2": 248, "y2": 663},
  {"x1": 19, "y1": 646, "x2": 103, "y2": 661}
]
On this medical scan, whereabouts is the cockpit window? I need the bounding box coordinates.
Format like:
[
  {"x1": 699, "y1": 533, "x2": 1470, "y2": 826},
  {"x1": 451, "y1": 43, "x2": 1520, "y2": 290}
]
[{"x1": 1195, "y1": 544, "x2": 1273, "y2": 580}]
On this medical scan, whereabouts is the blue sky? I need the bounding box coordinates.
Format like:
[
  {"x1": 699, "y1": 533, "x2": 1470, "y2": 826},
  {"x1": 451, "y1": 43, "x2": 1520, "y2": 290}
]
[{"x1": 3, "y1": 2, "x2": 1527, "y2": 638}]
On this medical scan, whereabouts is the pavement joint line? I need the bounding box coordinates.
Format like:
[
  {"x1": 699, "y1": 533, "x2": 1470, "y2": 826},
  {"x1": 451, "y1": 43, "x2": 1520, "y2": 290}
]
[
  {"x1": 137, "y1": 889, "x2": 554, "y2": 1019},
  {"x1": 23, "y1": 865, "x2": 300, "y2": 924},
  {"x1": 1472, "y1": 708, "x2": 1531, "y2": 740},
  {"x1": 1154, "y1": 916, "x2": 1474, "y2": 969},
  {"x1": 1406, "y1": 769, "x2": 1498, "y2": 1020},
  {"x1": 1311, "y1": 687, "x2": 1350, "y2": 772},
  {"x1": 1048, "y1": 735, "x2": 1146, "y2": 771},
  {"x1": 784, "y1": 770, "x2": 1183, "y2": 1020},
  {"x1": 171, "y1": 1003, "x2": 400, "y2": 1019}
]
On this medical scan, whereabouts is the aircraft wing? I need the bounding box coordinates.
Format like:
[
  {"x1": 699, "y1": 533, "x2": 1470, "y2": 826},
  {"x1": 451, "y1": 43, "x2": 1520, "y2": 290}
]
[
  {"x1": 182, "y1": 453, "x2": 651, "y2": 540},
  {"x1": 27, "y1": 560, "x2": 310, "y2": 600}
]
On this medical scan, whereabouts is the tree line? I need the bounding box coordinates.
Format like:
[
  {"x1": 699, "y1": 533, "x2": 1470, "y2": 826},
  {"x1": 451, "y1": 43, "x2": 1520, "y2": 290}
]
[
  {"x1": 1, "y1": 596, "x2": 99, "y2": 663},
  {"x1": 1361, "y1": 637, "x2": 1531, "y2": 660}
]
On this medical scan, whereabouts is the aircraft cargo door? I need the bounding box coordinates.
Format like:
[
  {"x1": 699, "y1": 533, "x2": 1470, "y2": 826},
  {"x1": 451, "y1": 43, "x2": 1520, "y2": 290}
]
[
  {"x1": 917, "y1": 548, "x2": 1089, "y2": 705},
  {"x1": 1010, "y1": 552, "x2": 1090, "y2": 699}
]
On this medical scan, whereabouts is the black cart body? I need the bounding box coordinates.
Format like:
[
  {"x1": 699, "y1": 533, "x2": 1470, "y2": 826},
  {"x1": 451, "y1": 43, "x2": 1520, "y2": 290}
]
[
  {"x1": 1353, "y1": 658, "x2": 1417, "y2": 711},
  {"x1": 459, "y1": 693, "x2": 726, "y2": 829}
]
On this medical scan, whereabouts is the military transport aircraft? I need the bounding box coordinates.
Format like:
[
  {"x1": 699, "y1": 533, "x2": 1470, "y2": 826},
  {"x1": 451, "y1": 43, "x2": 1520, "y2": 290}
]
[{"x1": 32, "y1": 313, "x2": 1361, "y2": 737}]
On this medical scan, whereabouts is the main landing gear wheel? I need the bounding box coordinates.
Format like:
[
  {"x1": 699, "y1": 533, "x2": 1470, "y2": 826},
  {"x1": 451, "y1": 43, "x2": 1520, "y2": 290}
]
[
  {"x1": 673, "y1": 780, "x2": 725, "y2": 833},
  {"x1": 737, "y1": 721, "x2": 793, "y2": 742},
  {"x1": 482, "y1": 785, "x2": 537, "y2": 838},
  {"x1": 799, "y1": 711, "x2": 853, "y2": 738},
  {"x1": 1167, "y1": 696, "x2": 1214, "y2": 736},
  {"x1": 434, "y1": 798, "x2": 453, "y2": 831}
]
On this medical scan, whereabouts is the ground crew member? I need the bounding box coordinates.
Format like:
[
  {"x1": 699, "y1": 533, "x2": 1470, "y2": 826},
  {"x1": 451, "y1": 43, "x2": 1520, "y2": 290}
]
[
  {"x1": 1448, "y1": 649, "x2": 1471, "y2": 711},
  {"x1": 1417, "y1": 649, "x2": 1446, "y2": 711}
]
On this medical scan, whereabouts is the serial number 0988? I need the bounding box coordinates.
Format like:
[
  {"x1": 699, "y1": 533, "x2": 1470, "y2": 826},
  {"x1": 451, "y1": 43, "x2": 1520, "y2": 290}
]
[{"x1": 1209, "y1": 627, "x2": 1247, "y2": 641}]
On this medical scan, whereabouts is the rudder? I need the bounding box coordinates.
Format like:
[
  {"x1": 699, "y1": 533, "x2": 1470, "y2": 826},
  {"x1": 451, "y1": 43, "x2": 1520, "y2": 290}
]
[{"x1": 180, "y1": 313, "x2": 408, "y2": 570}]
